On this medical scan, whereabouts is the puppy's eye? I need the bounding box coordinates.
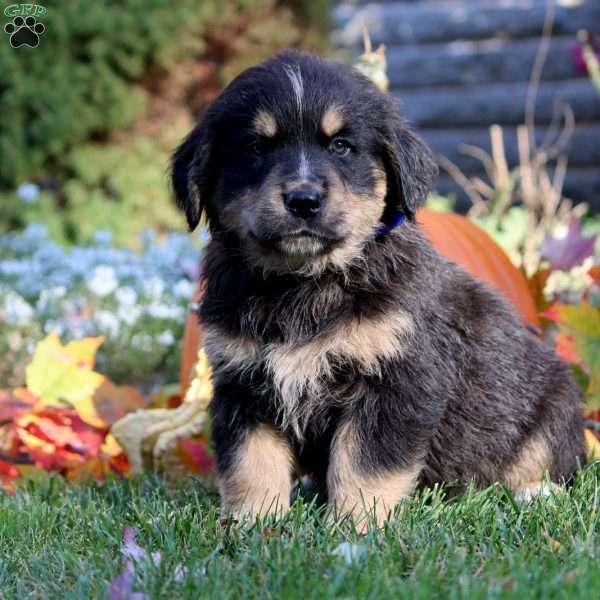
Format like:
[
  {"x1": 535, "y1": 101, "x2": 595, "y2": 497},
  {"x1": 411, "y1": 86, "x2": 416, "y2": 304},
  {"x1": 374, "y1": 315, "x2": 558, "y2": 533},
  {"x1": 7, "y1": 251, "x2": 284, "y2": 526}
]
[
  {"x1": 247, "y1": 139, "x2": 269, "y2": 157},
  {"x1": 329, "y1": 137, "x2": 352, "y2": 157}
]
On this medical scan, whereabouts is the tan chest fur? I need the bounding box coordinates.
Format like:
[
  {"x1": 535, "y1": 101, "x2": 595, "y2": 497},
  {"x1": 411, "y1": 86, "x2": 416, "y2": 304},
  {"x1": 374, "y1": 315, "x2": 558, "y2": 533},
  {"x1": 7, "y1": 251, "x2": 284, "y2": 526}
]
[{"x1": 203, "y1": 310, "x2": 414, "y2": 437}]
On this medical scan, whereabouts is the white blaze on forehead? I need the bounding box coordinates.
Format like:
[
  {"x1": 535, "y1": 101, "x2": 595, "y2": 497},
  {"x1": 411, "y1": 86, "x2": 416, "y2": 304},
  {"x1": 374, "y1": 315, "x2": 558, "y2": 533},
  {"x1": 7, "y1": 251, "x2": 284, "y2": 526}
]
[
  {"x1": 298, "y1": 150, "x2": 311, "y2": 179},
  {"x1": 283, "y1": 63, "x2": 304, "y2": 117},
  {"x1": 283, "y1": 63, "x2": 310, "y2": 180}
]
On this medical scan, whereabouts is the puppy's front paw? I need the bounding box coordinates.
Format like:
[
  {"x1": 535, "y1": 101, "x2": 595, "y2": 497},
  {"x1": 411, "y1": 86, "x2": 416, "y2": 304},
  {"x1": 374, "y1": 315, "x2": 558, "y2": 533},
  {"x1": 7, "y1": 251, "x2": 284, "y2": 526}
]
[
  {"x1": 327, "y1": 421, "x2": 422, "y2": 533},
  {"x1": 221, "y1": 494, "x2": 290, "y2": 526},
  {"x1": 327, "y1": 499, "x2": 394, "y2": 534}
]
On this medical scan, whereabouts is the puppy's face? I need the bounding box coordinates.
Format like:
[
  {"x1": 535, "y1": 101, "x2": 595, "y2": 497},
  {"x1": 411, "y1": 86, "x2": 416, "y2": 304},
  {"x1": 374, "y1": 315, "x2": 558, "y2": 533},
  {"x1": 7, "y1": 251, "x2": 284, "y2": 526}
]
[{"x1": 172, "y1": 51, "x2": 437, "y2": 274}]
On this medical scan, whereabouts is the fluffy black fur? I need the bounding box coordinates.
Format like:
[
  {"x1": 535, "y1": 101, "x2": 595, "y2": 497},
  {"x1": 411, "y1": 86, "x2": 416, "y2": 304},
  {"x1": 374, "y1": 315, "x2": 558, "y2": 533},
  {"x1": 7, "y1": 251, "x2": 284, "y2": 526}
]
[{"x1": 172, "y1": 50, "x2": 586, "y2": 513}]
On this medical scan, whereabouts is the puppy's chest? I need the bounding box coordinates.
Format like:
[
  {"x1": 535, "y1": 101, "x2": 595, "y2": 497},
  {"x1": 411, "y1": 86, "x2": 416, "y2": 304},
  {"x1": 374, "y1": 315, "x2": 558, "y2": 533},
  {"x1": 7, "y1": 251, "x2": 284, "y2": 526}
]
[{"x1": 203, "y1": 307, "x2": 415, "y2": 434}]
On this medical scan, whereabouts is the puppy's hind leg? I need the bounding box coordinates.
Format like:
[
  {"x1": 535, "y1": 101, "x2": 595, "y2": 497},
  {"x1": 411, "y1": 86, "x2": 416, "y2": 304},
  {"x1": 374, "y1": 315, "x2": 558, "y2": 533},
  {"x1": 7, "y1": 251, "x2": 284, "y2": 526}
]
[
  {"x1": 505, "y1": 375, "x2": 586, "y2": 503},
  {"x1": 503, "y1": 433, "x2": 563, "y2": 503},
  {"x1": 513, "y1": 481, "x2": 562, "y2": 503}
]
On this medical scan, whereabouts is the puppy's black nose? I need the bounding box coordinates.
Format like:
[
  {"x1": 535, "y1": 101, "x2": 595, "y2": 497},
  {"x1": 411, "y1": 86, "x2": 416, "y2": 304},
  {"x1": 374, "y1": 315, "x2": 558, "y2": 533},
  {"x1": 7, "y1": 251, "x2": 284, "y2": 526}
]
[{"x1": 283, "y1": 188, "x2": 322, "y2": 219}]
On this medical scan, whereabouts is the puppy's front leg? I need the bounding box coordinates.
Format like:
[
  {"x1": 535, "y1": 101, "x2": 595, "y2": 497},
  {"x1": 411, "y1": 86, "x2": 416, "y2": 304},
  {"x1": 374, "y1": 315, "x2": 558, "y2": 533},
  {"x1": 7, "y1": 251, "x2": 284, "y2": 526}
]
[
  {"x1": 216, "y1": 421, "x2": 294, "y2": 521},
  {"x1": 327, "y1": 419, "x2": 424, "y2": 530}
]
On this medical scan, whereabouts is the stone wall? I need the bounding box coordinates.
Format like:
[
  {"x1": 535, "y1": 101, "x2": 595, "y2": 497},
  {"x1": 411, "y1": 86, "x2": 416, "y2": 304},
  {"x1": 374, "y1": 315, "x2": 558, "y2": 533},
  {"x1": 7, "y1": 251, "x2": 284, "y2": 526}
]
[{"x1": 333, "y1": 0, "x2": 600, "y2": 210}]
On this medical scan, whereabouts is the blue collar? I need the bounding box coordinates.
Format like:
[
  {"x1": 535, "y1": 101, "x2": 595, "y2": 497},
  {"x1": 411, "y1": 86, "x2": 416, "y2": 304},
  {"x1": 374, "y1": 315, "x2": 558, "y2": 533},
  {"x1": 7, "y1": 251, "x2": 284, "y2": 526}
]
[{"x1": 377, "y1": 212, "x2": 405, "y2": 237}]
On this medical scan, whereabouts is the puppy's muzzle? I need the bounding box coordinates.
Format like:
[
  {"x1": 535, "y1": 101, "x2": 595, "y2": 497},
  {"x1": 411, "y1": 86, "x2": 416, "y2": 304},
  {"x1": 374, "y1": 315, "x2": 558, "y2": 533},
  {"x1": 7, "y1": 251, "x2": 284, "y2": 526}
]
[{"x1": 283, "y1": 184, "x2": 322, "y2": 220}]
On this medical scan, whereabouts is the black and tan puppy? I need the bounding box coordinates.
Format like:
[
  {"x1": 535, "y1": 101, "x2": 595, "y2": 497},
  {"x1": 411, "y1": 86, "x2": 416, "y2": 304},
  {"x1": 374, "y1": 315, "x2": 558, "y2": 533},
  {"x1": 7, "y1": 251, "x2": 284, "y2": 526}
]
[{"x1": 172, "y1": 50, "x2": 586, "y2": 527}]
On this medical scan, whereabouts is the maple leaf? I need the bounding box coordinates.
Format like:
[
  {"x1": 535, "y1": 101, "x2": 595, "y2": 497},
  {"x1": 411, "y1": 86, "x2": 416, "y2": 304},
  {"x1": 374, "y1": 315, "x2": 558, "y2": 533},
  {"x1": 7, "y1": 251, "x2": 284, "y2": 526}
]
[
  {"x1": 544, "y1": 303, "x2": 600, "y2": 409},
  {"x1": 14, "y1": 409, "x2": 106, "y2": 471},
  {"x1": 91, "y1": 381, "x2": 147, "y2": 427},
  {"x1": 0, "y1": 335, "x2": 150, "y2": 485},
  {"x1": 554, "y1": 333, "x2": 581, "y2": 366},
  {"x1": 0, "y1": 458, "x2": 19, "y2": 490},
  {"x1": 0, "y1": 389, "x2": 35, "y2": 423},
  {"x1": 176, "y1": 437, "x2": 214, "y2": 475},
  {"x1": 541, "y1": 219, "x2": 597, "y2": 271},
  {"x1": 585, "y1": 429, "x2": 600, "y2": 460},
  {"x1": 26, "y1": 333, "x2": 105, "y2": 408}
]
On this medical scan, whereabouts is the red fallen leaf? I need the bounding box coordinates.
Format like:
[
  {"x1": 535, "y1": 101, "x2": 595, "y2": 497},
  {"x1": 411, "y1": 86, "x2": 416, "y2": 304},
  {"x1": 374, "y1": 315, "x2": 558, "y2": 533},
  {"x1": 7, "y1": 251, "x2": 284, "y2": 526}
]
[
  {"x1": 147, "y1": 385, "x2": 182, "y2": 410},
  {"x1": 586, "y1": 410, "x2": 600, "y2": 422},
  {"x1": 544, "y1": 303, "x2": 600, "y2": 409},
  {"x1": 167, "y1": 394, "x2": 183, "y2": 409},
  {"x1": 66, "y1": 452, "x2": 131, "y2": 483},
  {"x1": 0, "y1": 458, "x2": 19, "y2": 481},
  {"x1": 66, "y1": 456, "x2": 112, "y2": 482},
  {"x1": 541, "y1": 307, "x2": 559, "y2": 322},
  {"x1": 176, "y1": 438, "x2": 214, "y2": 475},
  {"x1": 0, "y1": 458, "x2": 18, "y2": 494},
  {"x1": 15, "y1": 409, "x2": 106, "y2": 471},
  {"x1": 0, "y1": 334, "x2": 149, "y2": 484},
  {"x1": 17, "y1": 413, "x2": 89, "y2": 452},
  {"x1": 555, "y1": 332, "x2": 582, "y2": 366},
  {"x1": 0, "y1": 424, "x2": 21, "y2": 459},
  {"x1": 110, "y1": 452, "x2": 132, "y2": 477},
  {"x1": 25, "y1": 445, "x2": 86, "y2": 471},
  {"x1": 0, "y1": 389, "x2": 36, "y2": 423},
  {"x1": 589, "y1": 265, "x2": 600, "y2": 286},
  {"x1": 90, "y1": 381, "x2": 147, "y2": 428}
]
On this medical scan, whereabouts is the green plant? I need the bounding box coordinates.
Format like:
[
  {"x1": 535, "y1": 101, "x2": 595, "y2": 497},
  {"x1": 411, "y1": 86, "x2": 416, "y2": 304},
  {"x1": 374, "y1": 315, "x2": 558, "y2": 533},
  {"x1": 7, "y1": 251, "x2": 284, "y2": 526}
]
[
  {"x1": 0, "y1": 135, "x2": 188, "y2": 245},
  {"x1": 0, "y1": 0, "x2": 208, "y2": 188}
]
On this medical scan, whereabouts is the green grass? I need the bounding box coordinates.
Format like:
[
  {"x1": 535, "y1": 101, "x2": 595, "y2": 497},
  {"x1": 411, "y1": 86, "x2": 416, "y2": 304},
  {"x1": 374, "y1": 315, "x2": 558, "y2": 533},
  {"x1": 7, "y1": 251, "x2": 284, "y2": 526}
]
[{"x1": 1, "y1": 464, "x2": 600, "y2": 599}]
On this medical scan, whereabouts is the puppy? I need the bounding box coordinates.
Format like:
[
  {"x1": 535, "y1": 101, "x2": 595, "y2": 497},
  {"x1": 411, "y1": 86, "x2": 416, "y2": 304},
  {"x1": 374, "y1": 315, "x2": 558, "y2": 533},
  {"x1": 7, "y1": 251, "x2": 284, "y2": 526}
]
[{"x1": 172, "y1": 50, "x2": 586, "y2": 527}]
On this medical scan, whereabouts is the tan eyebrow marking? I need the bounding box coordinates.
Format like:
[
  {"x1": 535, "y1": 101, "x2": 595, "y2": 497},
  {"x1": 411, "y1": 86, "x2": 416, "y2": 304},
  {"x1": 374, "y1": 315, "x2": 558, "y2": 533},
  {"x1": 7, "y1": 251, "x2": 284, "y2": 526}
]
[
  {"x1": 253, "y1": 110, "x2": 278, "y2": 138},
  {"x1": 321, "y1": 105, "x2": 345, "y2": 137}
]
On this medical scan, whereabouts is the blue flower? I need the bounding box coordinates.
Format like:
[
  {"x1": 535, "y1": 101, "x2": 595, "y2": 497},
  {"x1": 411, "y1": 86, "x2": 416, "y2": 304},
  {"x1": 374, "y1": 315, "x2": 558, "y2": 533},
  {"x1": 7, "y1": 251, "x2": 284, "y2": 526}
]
[
  {"x1": 94, "y1": 230, "x2": 113, "y2": 246},
  {"x1": 16, "y1": 183, "x2": 40, "y2": 203},
  {"x1": 87, "y1": 265, "x2": 118, "y2": 297},
  {"x1": 23, "y1": 223, "x2": 48, "y2": 239}
]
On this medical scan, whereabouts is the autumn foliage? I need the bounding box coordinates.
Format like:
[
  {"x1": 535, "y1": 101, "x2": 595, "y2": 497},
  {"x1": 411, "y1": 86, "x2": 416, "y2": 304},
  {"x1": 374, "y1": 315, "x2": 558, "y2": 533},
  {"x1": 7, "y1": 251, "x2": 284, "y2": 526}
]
[{"x1": 0, "y1": 334, "x2": 136, "y2": 491}]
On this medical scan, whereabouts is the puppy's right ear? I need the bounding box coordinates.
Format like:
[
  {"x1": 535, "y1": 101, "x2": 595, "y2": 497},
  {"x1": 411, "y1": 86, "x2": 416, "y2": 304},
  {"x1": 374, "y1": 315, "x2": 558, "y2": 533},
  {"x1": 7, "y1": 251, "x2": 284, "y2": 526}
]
[{"x1": 171, "y1": 123, "x2": 213, "y2": 231}]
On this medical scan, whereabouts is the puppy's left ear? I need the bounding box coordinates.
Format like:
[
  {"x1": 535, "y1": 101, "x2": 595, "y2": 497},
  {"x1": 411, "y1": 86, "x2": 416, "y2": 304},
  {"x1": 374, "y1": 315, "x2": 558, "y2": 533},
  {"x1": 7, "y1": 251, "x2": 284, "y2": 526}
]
[
  {"x1": 383, "y1": 124, "x2": 438, "y2": 221},
  {"x1": 171, "y1": 123, "x2": 214, "y2": 231}
]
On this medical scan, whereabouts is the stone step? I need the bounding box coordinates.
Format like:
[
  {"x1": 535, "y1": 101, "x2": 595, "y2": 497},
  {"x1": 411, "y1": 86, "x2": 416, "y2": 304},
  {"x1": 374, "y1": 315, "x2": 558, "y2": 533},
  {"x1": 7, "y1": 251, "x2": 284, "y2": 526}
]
[
  {"x1": 394, "y1": 79, "x2": 600, "y2": 128},
  {"x1": 420, "y1": 125, "x2": 600, "y2": 175},
  {"x1": 387, "y1": 36, "x2": 581, "y2": 89},
  {"x1": 333, "y1": 0, "x2": 600, "y2": 47},
  {"x1": 433, "y1": 168, "x2": 600, "y2": 212}
]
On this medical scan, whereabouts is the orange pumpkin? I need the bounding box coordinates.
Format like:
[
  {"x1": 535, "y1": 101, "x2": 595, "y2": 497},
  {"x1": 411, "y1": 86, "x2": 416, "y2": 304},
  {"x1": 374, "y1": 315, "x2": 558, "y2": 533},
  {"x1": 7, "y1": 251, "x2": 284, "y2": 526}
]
[
  {"x1": 179, "y1": 210, "x2": 540, "y2": 393},
  {"x1": 417, "y1": 208, "x2": 540, "y2": 328},
  {"x1": 179, "y1": 283, "x2": 205, "y2": 395}
]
